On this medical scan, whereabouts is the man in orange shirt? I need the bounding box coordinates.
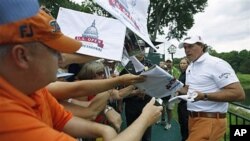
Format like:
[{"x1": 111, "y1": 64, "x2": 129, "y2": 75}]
[{"x1": 0, "y1": 0, "x2": 163, "y2": 141}]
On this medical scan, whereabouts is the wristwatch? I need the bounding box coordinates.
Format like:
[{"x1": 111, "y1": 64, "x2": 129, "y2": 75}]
[
  {"x1": 104, "y1": 106, "x2": 113, "y2": 114},
  {"x1": 204, "y1": 93, "x2": 208, "y2": 101}
]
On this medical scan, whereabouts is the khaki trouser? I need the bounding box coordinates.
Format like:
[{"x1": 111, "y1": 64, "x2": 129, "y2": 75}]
[{"x1": 187, "y1": 117, "x2": 226, "y2": 141}]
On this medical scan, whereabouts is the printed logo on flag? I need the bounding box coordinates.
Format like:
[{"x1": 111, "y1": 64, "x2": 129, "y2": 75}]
[
  {"x1": 109, "y1": 0, "x2": 140, "y2": 31},
  {"x1": 75, "y1": 20, "x2": 104, "y2": 52},
  {"x1": 95, "y1": 0, "x2": 157, "y2": 50},
  {"x1": 57, "y1": 7, "x2": 126, "y2": 61}
]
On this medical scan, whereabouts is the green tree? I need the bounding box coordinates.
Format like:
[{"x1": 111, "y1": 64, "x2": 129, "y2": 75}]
[
  {"x1": 40, "y1": 0, "x2": 208, "y2": 41},
  {"x1": 218, "y1": 51, "x2": 240, "y2": 72},
  {"x1": 239, "y1": 60, "x2": 250, "y2": 74},
  {"x1": 39, "y1": 0, "x2": 92, "y2": 18},
  {"x1": 238, "y1": 50, "x2": 249, "y2": 61},
  {"x1": 209, "y1": 50, "x2": 250, "y2": 74},
  {"x1": 238, "y1": 50, "x2": 250, "y2": 74},
  {"x1": 207, "y1": 46, "x2": 218, "y2": 56},
  {"x1": 148, "y1": 0, "x2": 208, "y2": 40}
]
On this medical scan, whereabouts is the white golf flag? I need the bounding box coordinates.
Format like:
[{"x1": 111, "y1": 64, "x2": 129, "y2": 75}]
[
  {"x1": 94, "y1": 0, "x2": 156, "y2": 50},
  {"x1": 57, "y1": 7, "x2": 126, "y2": 61}
]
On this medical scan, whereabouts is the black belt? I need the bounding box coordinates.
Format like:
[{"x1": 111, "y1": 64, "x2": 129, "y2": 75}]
[{"x1": 189, "y1": 111, "x2": 226, "y2": 119}]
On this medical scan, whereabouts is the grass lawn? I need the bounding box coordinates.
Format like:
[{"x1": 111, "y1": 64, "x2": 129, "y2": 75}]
[{"x1": 237, "y1": 73, "x2": 250, "y2": 89}]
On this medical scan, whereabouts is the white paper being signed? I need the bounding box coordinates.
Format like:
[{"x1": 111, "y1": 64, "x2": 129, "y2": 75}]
[
  {"x1": 135, "y1": 65, "x2": 183, "y2": 98},
  {"x1": 168, "y1": 92, "x2": 198, "y2": 104}
]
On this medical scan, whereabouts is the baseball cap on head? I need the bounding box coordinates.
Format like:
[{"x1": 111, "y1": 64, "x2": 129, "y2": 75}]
[
  {"x1": 178, "y1": 35, "x2": 204, "y2": 49},
  {"x1": 0, "y1": 0, "x2": 39, "y2": 25},
  {"x1": 0, "y1": 10, "x2": 82, "y2": 53},
  {"x1": 165, "y1": 59, "x2": 172, "y2": 63}
]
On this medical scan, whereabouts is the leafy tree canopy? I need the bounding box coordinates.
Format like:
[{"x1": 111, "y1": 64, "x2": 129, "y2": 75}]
[
  {"x1": 209, "y1": 48, "x2": 250, "y2": 74},
  {"x1": 148, "y1": 0, "x2": 208, "y2": 40},
  {"x1": 39, "y1": 0, "x2": 249, "y2": 74},
  {"x1": 39, "y1": 0, "x2": 208, "y2": 41}
]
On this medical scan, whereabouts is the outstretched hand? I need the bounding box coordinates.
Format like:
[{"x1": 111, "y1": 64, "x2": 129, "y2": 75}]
[
  {"x1": 118, "y1": 74, "x2": 145, "y2": 86},
  {"x1": 141, "y1": 97, "x2": 163, "y2": 126}
]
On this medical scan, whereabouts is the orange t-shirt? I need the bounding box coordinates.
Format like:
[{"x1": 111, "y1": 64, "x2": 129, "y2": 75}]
[{"x1": 0, "y1": 77, "x2": 76, "y2": 141}]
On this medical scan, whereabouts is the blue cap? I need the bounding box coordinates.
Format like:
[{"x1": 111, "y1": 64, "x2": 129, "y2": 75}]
[{"x1": 0, "y1": 0, "x2": 39, "y2": 25}]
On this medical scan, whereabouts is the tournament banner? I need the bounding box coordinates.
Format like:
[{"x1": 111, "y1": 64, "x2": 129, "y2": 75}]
[
  {"x1": 57, "y1": 7, "x2": 126, "y2": 61},
  {"x1": 94, "y1": 0, "x2": 157, "y2": 50}
]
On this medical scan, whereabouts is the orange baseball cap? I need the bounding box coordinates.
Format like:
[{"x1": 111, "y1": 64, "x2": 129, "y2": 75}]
[{"x1": 0, "y1": 10, "x2": 82, "y2": 53}]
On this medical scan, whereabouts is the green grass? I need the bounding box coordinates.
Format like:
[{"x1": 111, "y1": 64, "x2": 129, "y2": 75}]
[{"x1": 237, "y1": 73, "x2": 250, "y2": 89}]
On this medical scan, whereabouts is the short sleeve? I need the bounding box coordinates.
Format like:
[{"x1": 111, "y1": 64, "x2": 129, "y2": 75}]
[
  {"x1": 43, "y1": 89, "x2": 73, "y2": 131},
  {"x1": 211, "y1": 60, "x2": 239, "y2": 88}
]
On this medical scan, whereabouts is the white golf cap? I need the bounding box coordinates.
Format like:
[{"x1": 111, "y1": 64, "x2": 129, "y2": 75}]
[{"x1": 178, "y1": 35, "x2": 204, "y2": 48}]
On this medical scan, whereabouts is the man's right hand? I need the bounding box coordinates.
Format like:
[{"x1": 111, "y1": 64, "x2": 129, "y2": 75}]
[{"x1": 176, "y1": 85, "x2": 189, "y2": 95}]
